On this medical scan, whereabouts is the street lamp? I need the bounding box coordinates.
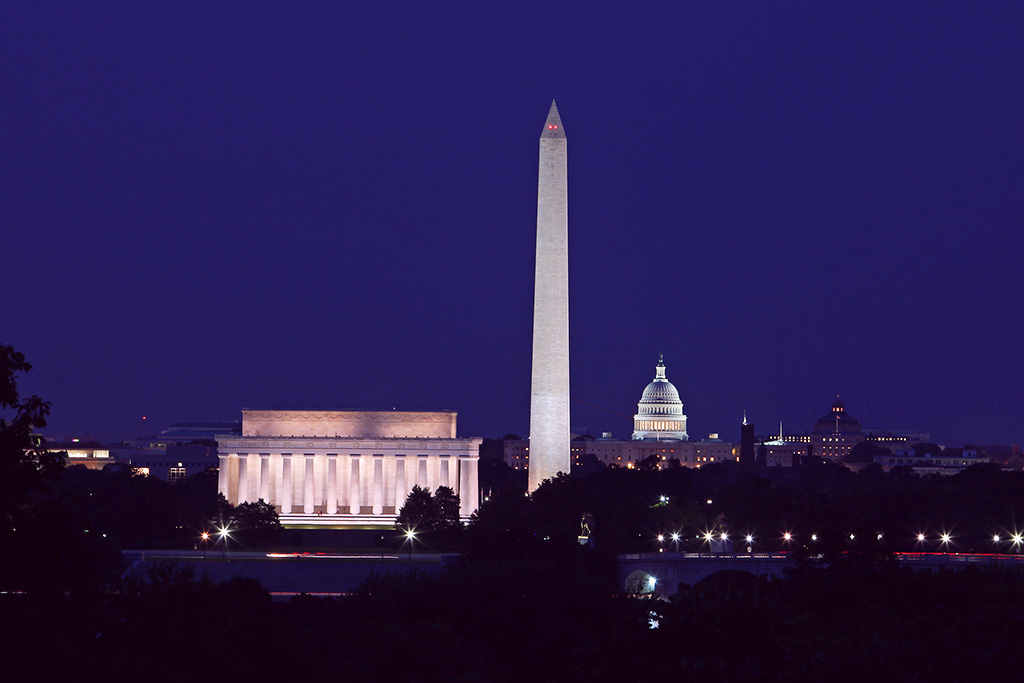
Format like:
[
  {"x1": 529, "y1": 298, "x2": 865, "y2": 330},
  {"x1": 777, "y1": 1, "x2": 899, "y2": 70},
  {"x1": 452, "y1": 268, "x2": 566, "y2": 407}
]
[
  {"x1": 217, "y1": 524, "x2": 231, "y2": 559},
  {"x1": 670, "y1": 532, "x2": 680, "y2": 553},
  {"x1": 404, "y1": 528, "x2": 416, "y2": 560},
  {"x1": 745, "y1": 534, "x2": 754, "y2": 553},
  {"x1": 200, "y1": 531, "x2": 210, "y2": 560},
  {"x1": 940, "y1": 533, "x2": 951, "y2": 554},
  {"x1": 1012, "y1": 533, "x2": 1023, "y2": 554}
]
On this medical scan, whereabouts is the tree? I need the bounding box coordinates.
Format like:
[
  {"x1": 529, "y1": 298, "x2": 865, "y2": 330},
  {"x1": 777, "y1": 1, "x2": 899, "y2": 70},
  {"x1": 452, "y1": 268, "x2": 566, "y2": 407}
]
[
  {"x1": 0, "y1": 345, "x2": 121, "y2": 591},
  {"x1": 395, "y1": 485, "x2": 434, "y2": 530},
  {"x1": 432, "y1": 486, "x2": 461, "y2": 530},
  {"x1": 229, "y1": 499, "x2": 282, "y2": 545},
  {"x1": 845, "y1": 441, "x2": 890, "y2": 464},
  {"x1": 395, "y1": 485, "x2": 461, "y2": 532},
  {"x1": 0, "y1": 344, "x2": 66, "y2": 527},
  {"x1": 572, "y1": 452, "x2": 606, "y2": 478}
]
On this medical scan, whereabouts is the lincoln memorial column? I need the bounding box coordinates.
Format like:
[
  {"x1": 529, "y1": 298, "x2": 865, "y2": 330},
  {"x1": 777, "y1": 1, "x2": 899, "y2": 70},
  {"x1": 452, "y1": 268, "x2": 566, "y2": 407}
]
[
  {"x1": 338, "y1": 454, "x2": 350, "y2": 511},
  {"x1": 349, "y1": 456, "x2": 361, "y2": 514},
  {"x1": 280, "y1": 454, "x2": 292, "y2": 514},
  {"x1": 326, "y1": 454, "x2": 338, "y2": 514},
  {"x1": 427, "y1": 454, "x2": 440, "y2": 492},
  {"x1": 259, "y1": 456, "x2": 270, "y2": 503},
  {"x1": 372, "y1": 455, "x2": 384, "y2": 515},
  {"x1": 383, "y1": 455, "x2": 395, "y2": 513},
  {"x1": 459, "y1": 455, "x2": 480, "y2": 517},
  {"x1": 467, "y1": 457, "x2": 479, "y2": 513},
  {"x1": 439, "y1": 455, "x2": 450, "y2": 489},
  {"x1": 237, "y1": 456, "x2": 249, "y2": 504},
  {"x1": 304, "y1": 455, "x2": 315, "y2": 513},
  {"x1": 218, "y1": 454, "x2": 230, "y2": 503},
  {"x1": 394, "y1": 455, "x2": 406, "y2": 509},
  {"x1": 417, "y1": 455, "x2": 428, "y2": 488}
]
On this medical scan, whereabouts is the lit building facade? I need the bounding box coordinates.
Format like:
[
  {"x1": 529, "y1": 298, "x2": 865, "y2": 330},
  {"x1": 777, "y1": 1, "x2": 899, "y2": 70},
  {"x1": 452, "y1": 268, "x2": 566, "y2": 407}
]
[
  {"x1": 506, "y1": 356, "x2": 736, "y2": 472},
  {"x1": 505, "y1": 435, "x2": 736, "y2": 471},
  {"x1": 632, "y1": 355, "x2": 688, "y2": 441},
  {"x1": 761, "y1": 434, "x2": 811, "y2": 468},
  {"x1": 218, "y1": 410, "x2": 481, "y2": 527},
  {"x1": 810, "y1": 399, "x2": 865, "y2": 461},
  {"x1": 780, "y1": 400, "x2": 928, "y2": 459},
  {"x1": 47, "y1": 441, "x2": 113, "y2": 471}
]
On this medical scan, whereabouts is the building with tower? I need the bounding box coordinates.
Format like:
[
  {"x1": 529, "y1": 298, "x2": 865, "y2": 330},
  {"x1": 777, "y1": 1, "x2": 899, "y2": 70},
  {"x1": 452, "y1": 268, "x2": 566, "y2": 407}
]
[
  {"x1": 810, "y1": 398, "x2": 866, "y2": 460},
  {"x1": 776, "y1": 398, "x2": 927, "y2": 463},
  {"x1": 528, "y1": 101, "x2": 571, "y2": 491}
]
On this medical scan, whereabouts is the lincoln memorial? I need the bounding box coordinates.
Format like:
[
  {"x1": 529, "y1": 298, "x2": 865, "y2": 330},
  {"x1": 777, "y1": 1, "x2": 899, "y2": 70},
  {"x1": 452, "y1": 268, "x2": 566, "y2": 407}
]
[{"x1": 218, "y1": 409, "x2": 481, "y2": 527}]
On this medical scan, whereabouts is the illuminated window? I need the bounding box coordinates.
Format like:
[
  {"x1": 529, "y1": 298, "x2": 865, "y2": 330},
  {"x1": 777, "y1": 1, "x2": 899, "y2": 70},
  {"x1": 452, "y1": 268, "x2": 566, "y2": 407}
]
[{"x1": 168, "y1": 466, "x2": 188, "y2": 484}]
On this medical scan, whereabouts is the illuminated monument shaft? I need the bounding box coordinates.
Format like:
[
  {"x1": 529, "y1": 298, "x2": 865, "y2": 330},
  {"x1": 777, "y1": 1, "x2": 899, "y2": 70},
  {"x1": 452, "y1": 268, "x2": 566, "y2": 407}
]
[{"x1": 529, "y1": 101, "x2": 570, "y2": 491}]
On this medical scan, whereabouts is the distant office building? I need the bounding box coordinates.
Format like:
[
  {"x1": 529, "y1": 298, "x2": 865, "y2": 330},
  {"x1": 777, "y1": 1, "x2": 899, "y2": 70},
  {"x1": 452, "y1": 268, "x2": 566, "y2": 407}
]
[
  {"x1": 872, "y1": 447, "x2": 988, "y2": 475},
  {"x1": 126, "y1": 421, "x2": 241, "y2": 449},
  {"x1": 46, "y1": 440, "x2": 114, "y2": 471},
  {"x1": 119, "y1": 443, "x2": 219, "y2": 482},
  {"x1": 218, "y1": 410, "x2": 481, "y2": 527},
  {"x1": 761, "y1": 424, "x2": 812, "y2": 467},
  {"x1": 863, "y1": 428, "x2": 931, "y2": 449}
]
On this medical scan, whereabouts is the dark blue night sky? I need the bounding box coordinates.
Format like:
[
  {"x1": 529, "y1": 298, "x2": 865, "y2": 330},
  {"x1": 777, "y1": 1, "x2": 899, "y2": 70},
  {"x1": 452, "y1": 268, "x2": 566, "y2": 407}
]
[{"x1": 4, "y1": 2, "x2": 1022, "y2": 446}]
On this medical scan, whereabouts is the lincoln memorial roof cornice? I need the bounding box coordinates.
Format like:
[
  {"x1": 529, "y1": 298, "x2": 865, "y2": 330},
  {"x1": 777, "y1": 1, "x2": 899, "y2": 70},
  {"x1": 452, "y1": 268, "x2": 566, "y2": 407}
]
[
  {"x1": 217, "y1": 436, "x2": 482, "y2": 449},
  {"x1": 241, "y1": 410, "x2": 456, "y2": 422}
]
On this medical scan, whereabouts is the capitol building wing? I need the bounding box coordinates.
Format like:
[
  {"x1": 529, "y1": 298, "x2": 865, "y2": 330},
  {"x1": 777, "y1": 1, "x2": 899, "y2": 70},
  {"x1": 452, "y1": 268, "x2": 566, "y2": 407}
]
[{"x1": 218, "y1": 410, "x2": 481, "y2": 527}]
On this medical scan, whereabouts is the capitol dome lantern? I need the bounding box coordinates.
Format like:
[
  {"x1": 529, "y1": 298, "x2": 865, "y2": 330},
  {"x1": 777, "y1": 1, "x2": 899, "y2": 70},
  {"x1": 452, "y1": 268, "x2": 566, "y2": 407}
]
[{"x1": 632, "y1": 355, "x2": 688, "y2": 441}]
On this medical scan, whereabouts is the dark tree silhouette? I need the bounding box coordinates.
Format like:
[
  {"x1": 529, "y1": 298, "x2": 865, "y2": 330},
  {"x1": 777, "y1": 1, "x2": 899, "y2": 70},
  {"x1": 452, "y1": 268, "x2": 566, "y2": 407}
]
[
  {"x1": 395, "y1": 484, "x2": 461, "y2": 532},
  {"x1": 0, "y1": 344, "x2": 66, "y2": 525},
  {"x1": 395, "y1": 484, "x2": 434, "y2": 530},
  {"x1": 432, "y1": 486, "x2": 461, "y2": 529},
  {"x1": 0, "y1": 344, "x2": 121, "y2": 591},
  {"x1": 228, "y1": 499, "x2": 282, "y2": 544}
]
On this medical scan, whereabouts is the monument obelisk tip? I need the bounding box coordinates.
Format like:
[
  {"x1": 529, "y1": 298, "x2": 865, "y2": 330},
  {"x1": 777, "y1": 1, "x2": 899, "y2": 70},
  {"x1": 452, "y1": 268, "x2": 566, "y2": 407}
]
[{"x1": 542, "y1": 100, "x2": 565, "y2": 138}]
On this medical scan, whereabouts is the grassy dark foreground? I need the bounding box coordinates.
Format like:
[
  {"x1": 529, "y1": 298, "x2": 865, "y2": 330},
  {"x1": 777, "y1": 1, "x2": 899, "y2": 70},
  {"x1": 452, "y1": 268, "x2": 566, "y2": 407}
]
[{"x1": 3, "y1": 557, "x2": 1024, "y2": 682}]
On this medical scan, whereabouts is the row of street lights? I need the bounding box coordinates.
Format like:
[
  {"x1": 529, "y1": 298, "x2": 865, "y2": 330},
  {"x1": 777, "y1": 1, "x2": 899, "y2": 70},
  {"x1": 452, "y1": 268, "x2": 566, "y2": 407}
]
[
  {"x1": 654, "y1": 529, "x2": 1024, "y2": 553},
  {"x1": 197, "y1": 525, "x2": 233, "y2": 559},
  {"x1": 196, "y1": 525, "x2": 421, "y2": 560}
]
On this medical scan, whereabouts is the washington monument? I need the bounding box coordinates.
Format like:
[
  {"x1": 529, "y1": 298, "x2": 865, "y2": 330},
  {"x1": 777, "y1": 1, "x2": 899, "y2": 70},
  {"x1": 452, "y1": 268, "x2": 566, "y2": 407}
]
[{"x1": 528, "y1": 100, "x2": 570, "y2": 491}]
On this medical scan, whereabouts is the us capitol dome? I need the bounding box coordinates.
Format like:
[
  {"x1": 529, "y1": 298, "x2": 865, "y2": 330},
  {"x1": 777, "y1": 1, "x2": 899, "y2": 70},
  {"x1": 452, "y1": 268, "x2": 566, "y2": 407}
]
[{"x1": 632, "y1": 354, "x2": 689, "y2": 441}]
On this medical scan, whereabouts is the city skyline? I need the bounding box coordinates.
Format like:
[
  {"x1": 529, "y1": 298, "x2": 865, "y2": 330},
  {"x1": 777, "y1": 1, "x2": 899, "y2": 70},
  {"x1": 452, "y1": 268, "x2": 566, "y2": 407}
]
[{"x1": 4, "y1": 3, "x2": 1022, "y2": 447}]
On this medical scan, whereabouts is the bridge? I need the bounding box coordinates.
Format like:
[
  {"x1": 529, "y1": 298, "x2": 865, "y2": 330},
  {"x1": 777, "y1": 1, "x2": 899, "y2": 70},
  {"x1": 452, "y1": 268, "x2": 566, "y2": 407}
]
[{"x1": 617, "y1": 551, "x2": 1024, "y2": 595}]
